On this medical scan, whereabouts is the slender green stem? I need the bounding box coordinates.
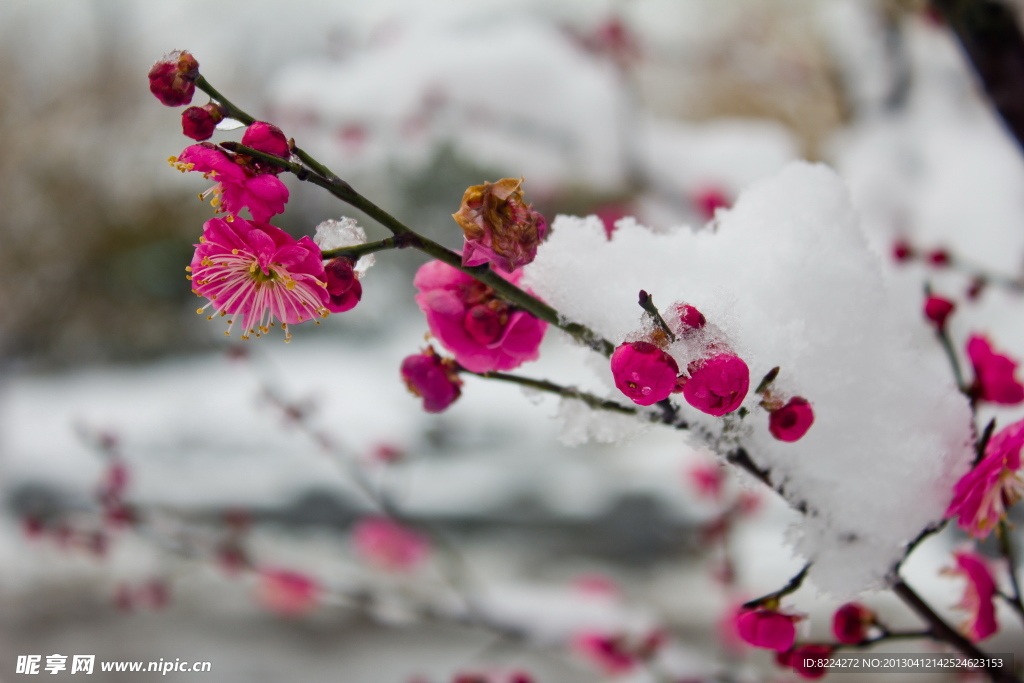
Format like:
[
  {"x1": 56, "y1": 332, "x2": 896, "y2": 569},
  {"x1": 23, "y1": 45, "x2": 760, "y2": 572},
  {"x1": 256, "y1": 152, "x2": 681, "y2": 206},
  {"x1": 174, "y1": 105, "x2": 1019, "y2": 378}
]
[
  {"x1": 194, "y1": 75, "x2": 337, "y2": 181},
  {"x1": 321, "y1": 236, "x2": 411, "y2": 260},
  {"x1": 937, "y1": 325, "x2": 968, "y2": 394},
  {"x1": 220, "y1": 141, "x2": 616, "y2": 356},
  {"x1": 460, "y1": 367, "x2": 644, "y2": 418},
  {"x1": 742, "y1": 563, "x2": 811, "y2": 609}
]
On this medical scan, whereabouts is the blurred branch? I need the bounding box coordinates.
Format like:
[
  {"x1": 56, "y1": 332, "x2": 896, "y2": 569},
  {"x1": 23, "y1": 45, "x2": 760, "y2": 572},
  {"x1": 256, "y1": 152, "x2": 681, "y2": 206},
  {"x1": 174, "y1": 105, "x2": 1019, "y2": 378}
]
[{"x1": 932, "y1": 0, "x2": 1024, "y2": 155}]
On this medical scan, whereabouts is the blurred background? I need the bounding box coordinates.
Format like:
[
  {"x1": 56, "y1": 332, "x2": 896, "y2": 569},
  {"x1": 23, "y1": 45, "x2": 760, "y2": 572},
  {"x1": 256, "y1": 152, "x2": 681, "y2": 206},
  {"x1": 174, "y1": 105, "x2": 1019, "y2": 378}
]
[{"x1": 3, "y1": 0, "x2": 1024, "y2": 681}]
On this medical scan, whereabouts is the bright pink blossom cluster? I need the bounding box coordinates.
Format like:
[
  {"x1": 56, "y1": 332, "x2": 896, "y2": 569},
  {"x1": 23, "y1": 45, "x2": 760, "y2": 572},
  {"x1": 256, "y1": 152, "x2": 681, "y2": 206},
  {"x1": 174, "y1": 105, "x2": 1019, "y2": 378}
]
[{"x1": 413, "y1": 261, "x2": 546, "y2": 373}]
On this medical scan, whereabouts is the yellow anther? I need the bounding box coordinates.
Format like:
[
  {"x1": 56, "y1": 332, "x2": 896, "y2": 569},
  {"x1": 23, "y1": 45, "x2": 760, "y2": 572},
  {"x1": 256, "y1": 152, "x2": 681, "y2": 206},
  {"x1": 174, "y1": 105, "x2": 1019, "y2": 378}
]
[
  {"x1": 196, "y1": 308, "x2": 204, "y2": 314},
  {"x1": 185, "y1": 266, "x2": 192, "y2": 272},
  {"x1": 231, "y1": 249, "x2": 239, "y2": 255},
  {"x1": 199, "y1": 236, "x2": 206, "y2": 243}
]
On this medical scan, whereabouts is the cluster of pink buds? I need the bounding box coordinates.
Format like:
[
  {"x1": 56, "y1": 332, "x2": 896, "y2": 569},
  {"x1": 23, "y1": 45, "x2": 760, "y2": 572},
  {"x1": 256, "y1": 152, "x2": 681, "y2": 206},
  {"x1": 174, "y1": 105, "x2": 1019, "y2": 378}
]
[
  {"x1": 892, "y1": 238, "x2": 951, "y2": 268},
  {"x1": 611, "y1": 301, "x2": 750, "y2": 415}
]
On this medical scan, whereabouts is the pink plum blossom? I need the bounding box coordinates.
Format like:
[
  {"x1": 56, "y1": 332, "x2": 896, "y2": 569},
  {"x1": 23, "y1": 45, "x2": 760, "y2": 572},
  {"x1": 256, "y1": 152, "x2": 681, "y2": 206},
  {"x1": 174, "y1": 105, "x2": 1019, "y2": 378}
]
[
  {"x1": 610, "y1": 341, "x2": 679, "y2": 406},
  {"x1": 413, "y1": 260, "x2": 547, "y2": 372},
  {"x1": 924, "y1": 295, "x2": 955, "y2": 331},
  {"x1": 241, "y1": 122, "x2": 291, "y2": 174},
  {"x1": 944, "y1": 551, "x2": 998, "y2": 642},
  {"x1": 401, "y1": 348, "x2": 463, "y2": 413},
  {"x1": 257, "y1": 568, "x2": 319, "y2": 617},
  {"x1": 352, "y1": 517, "x2": 428, "y2": 572},
  {"x1": 452, "y1": 178, "x2": 548, "y2": 273},
  {"x1": 148, "y1": 51, "x2": 198, "y2": 106},
  {"x1": 967, "y1": 334, "x2": 1024, "y2": 405},
  {"x1": 172, "y1": 144, "x2": 289, "y2": 222},
  {"x1": 946, "y1": 417, "x2": 1024, "y2": 538},
  {"x1": 693, "y1": 186, "x2": 729, "y2": 221},
  {"x1": 832, "y1": 602, "x2": 874, "y2": 644},
  {"x1": 188, "y1": 216, "x2": 329, "y2": 340},
  {"x1": 735, "y1": 608, "x2": 799, "y2": 652},
  {"x1": 768, "y1": 397, "x2": 815, "y2": 442},
  {"x1": 323, "y1": 257, "x2": 362, "y2": 313},
  {"x1": 681, "y1": 354, "x2": 750, "y2": 416}
]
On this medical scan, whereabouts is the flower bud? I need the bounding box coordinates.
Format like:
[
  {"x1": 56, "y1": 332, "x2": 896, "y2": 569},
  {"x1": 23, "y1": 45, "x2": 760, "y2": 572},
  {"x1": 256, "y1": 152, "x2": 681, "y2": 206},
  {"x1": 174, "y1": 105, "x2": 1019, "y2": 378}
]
[
  {"x1": 324, "y1": 257, "x2": 362, "y2": 313},
  {"x1": 401, "y1": 348, "x2": 462, "y2": 413},
  {"x1": 924, "y1": 295, "x2": 955, "y2": 331},
  {"x1": 768, "y1": 397, "x2": 815, "y2": 442},
  {"x1": 352, "y1": 517, "x2": 429, "y2": 571},
  {"x1": 241, "y1": 122, "x2": 291, "y2": 173},
  {"x1": 181, "y1": 103, "x2": 225, "y2": 141},
  {"x1": 611, "y1": 341, "x2": 679, "y2": 406},
  {"x1": 789, "y1": 644, "x2": 833, "y2": 679},
  {"x1": 148, "y1": 50, "x2": 199, "y2": 106},
  {"x1": 454, "y1": 178, "x2": 548, "y2": 273},
  {"x1": 892, "y1": 238, "x2": 913, "y2": 262},
  {"x1": 670, "y1": 303, "x2": 706, "y2": 335},
  {"x1": 928, "y1": 248, "x2": 951, "y2": 266},
  {"x1": 681, "y1": 354, "x2": 749, "y2": 416},
  {"x1": 257, "y1": 568, "x2": 319, "y2": 617},
  {"x1": 735, "y1": 608, "x2": 799, "y2": 652},
  {"x1": 832, "y1": 602, "x2": 874, "y2": 644}
]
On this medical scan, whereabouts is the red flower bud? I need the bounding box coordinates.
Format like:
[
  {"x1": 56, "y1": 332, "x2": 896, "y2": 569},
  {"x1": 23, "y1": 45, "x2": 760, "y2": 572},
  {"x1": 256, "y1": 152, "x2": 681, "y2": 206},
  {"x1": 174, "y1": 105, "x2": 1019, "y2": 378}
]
[
  {"x1": 832, "y1": 602, "x2": 874, "y2": 644},
  {"x1": 768, "y1": 397, "x2": 815, "y2": 442},
  {"x1": 324, "y1": 257, "x2": 362, "y2": 313},
  {"x1": 681, "y1": 354, "x2": 749, "y2": 416},
  {"x1": 401, "y1": 348, "x2": 462, "y2": 413},
  {"x1": 148, "y1": 51, "x2": 199, "y2": 106},
  {"x1": 181, "y1": 103, "x2": 225, "y2": 141},
  {"x1": 611, "y1": 341, "x2": 679, "y2": 406},
  {"x1": 924, "y1": 295, "x2": 955, "y2": 331}
]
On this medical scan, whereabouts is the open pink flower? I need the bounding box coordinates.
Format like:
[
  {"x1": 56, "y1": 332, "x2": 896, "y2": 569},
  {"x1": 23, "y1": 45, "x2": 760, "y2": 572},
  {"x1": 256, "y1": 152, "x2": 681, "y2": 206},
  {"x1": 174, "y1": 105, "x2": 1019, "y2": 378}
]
[
  {"x1": 413, "y1": 260, "x2": 547, "y2": 372},
  {"x1": 768, "y1": 397, "x2": 815, "y2": 442},
  {"x1": 944, "y1": 551, "x2": 998, "y2": 642},
  {"x1": 610, "y1": 341, "x2": 679, "y2": 406},
  {"x1": 189, "y1": 216, "x2": 329, "y2": 340},
  {"x1": 401, "y1": 348, "x2": 463, "y2": 413},
  {"x1": 453, "y1": 178, "x2": 548, "y2": 273},
  {"x1": 681, "y1": 354, "x2": 750, "y2": 416},
  {"x1": 148, "y1": 50, "x2": 199, "y2": 106},
  {"x1": 967, "y1": 334, "x2": 1024, "y2": 405},
  {"x1": 172, "y1": 144, "x2": 289, "y2": 222},
  {"x1": 572, "y1": 632, "x2": 636, "y2": 676},
  {"x1": 352, "y1": 517, "x2": 428, "y2": 572},
  {"x1": 257, "y1": 568, "x2": 319, "y2": 617},
  {"x1": 832, "y1": 602, "x2": 874, "y2": 644},
  {"x1": 735, "y1": 608, "x2": 799, "y2": 652},
  {"x1": 946, "y1": 417, "x2": 1024, "y2": 538}
]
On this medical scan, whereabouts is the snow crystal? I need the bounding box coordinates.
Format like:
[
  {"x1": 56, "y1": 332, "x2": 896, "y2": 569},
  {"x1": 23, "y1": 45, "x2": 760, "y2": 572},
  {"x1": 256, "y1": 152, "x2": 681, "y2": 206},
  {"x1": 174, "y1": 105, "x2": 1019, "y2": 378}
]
[
  {"x1": 524, "y1": 161, "x2": 973, "y2": 594},
  {"x1": 313, "y1": 216, "x2": 375, "y2": 275},
  {"x1": 556, "y1": 397, "x2": 648, "y2": 447}
]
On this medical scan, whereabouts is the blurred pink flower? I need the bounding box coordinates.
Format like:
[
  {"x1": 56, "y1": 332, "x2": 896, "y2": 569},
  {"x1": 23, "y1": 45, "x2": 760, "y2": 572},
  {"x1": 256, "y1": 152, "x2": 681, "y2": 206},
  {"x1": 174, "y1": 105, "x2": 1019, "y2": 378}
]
[
  {"x1": 572, "y1": 632, "x2": 636, "y2": 676},
  {"x1": 735, "y1": 608, "x2": 799, "y2": 652},
  {"x1": 681, "y1": 354, "x2": 749, "y2": 416},
  {"x1": 173, "y1": 144, "x2": 289, "y2": 222},
  {"x1": 692, "y1": 186, "x2": 729, "y2": 221},
  {"x1": 924, "y1": 295, "x2": 955, "y2": 331},
  {"x1": 944, "y1": 551, "x2": 998, "y2": 642},
  {"x1": 257, "y1": 568, "x2": 319, "y2": 617},
  {"x1": 687, "y1": 461, "x2": 725, "y2": 501},
  {"x1": 413, "y1": 261, "x2": 546, "y2": 372},
  {"x1": 967, "y1": 334, "x2": 1024, "y2": 405},
  {"x1": 610, "y1": 341, "x2": 679, "y2": 406},
  {"x1": 946, "y1": 417, "x2": 1024, "y2": 538},
  {"x1": 453, "y1": 178, "x2": 548, "y2": 273},
  {"x1": 189, "y1": 217, "x2": 329, "y2": 340},
  {"x1": 768, "y1": 397, "x2": 815, "y2": 442},
  {"x1": 353, "y1": 517, "x2": 428, "y2": 572},
  {"x1": 782, "y1": 644, "x2": 833, "y2": 679}
]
